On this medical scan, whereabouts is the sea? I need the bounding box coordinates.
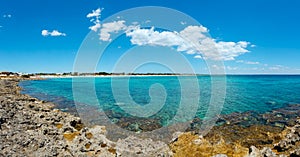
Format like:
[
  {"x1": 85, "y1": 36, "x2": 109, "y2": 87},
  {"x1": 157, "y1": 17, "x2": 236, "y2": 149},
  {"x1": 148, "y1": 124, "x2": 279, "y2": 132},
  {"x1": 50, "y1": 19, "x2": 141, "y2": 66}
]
[{"x1": 19, "y1": 75, "x2": 300, "y2": 128}]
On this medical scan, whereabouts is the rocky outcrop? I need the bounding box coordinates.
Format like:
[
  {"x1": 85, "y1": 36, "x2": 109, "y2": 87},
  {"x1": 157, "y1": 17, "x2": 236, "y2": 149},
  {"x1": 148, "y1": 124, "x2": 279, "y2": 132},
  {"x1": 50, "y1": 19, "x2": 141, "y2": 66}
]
[
  {"x1": 248, "y1": 146, "x2": 281, "y2": 157},
  {"x1": 0, "y1": 79, "x2": 115, "y2": 156},
  {"x1": 1, "y1": 79, "x2": 300, "y2": 157},
  {"x1": 247, "y1": 118, "x2": 300, "y2": 157},
  {"x1": 169, "y1": 117, "x2": 300, "y2": 157},
  {"x1": 273, "y1": 119, "x2": 300, "y2": 156},
  {"x1": 0, "y1": 79, "x2": 172, "y2": 156}
]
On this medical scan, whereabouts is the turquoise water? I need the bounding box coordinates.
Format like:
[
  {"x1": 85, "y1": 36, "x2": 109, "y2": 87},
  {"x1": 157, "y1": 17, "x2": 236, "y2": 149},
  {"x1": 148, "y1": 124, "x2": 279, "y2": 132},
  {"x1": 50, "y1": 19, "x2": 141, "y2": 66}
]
[{"x1": 20, "y1": 75, "x2": 300, "y2": 126}]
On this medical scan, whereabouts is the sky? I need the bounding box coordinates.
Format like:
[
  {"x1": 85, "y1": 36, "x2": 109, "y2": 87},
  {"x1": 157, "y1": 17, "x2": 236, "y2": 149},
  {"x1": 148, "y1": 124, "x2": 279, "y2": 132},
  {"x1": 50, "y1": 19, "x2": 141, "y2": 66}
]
[{"x1": 1, "y1": 0, "x2": 300, "y2": 74}]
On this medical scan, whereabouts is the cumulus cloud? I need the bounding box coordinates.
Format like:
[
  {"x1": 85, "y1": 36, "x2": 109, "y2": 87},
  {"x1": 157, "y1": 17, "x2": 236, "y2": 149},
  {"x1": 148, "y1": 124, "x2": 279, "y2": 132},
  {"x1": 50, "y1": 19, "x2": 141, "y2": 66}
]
[
  {"x1": 213, "y1": 41, "x2": 249, "y2": 60},
  {"x1": 87, "y1": 9, "x2": 252, "y2": 61},
  {"x1": 126, "y1": 26, "x2": 250, "y2": 60},
  {"x1": 89, "y1": 23, "x2": 101, "y2": 32},
  {"x1": 100, "y1": 20, "x2": 127, "y2": 41},
  {"x1": 41, "y1": 30, "x2": 66, "y2": 37},
  {"x1": 87, "y1": 8, "x2": 101, "y2": 18},
  {"x1": 87, "y1": 8, "x2": 102, "y2": 32},
  {"x1": 126, "y1": 27, "x2": 182, "y2": 46}
]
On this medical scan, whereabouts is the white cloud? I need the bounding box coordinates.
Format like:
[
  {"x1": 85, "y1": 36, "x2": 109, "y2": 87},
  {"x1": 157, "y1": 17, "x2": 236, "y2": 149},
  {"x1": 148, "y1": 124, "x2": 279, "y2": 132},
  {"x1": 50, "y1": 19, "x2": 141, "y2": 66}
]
[
  {"x1": 211, "y1": 64, "x2": 225, "y2": 70},
  {"x1": 226, "y1": 66, "x2": 238, "y2": 70},
  {"x1": 132, "y1": 21, "x2": 139, "y2": 25},
  {"x1": 87, "y1": 8, "x2": 102, "y2": 32},
  {"x1": 212, "y1": 41, "x2": 250, "y2": 60},
  {"x1": 41, "y1": 30, "x2": 48, "y2": 36},
  {"x1": 194, "y1": 55, "x2": 202, "y2": 59},
  {"x1": 246, "y1": 61, "x2": 260, "y2": 65},
  {"x1": 86, "y1": 8, "x2": 101, "y2": 18},
  {"x1": 212, "y1": 65, "x2": 219, "y2": 69},
  {"x1": 41, "y1": 30, "x2": 66, "y2": 37},
  {"x1": 126, "y1": 26, "x2": 208, "y2": 56},
  {"x1": 87, "y1": 9, "x2": 252, "y2": 61},
  {"x1": 180, "y1": 21, "x2": 187, "y2": 25},
  {"x1": 268, "y1": 65, "x2": 289, "y2": 71},
  {"x1": 99, "y1": 20, "x2": 127, "y2": 41},
  {"x1": 89, "y1": 23, "x2": 101, "y2": 32},
  {"x1": 236, "y1": 60, "x2": 260, "y2": 65},
  {"x1": 269, "y1": 67, "x2": 280, "y2": 70},
  {"x1": 50, "y1": 30, "x2": 66, "y2": 36},
  {"x1": 126, "y1": 27, "x2": 183, "y2": 47},
  {"x1": 126, "y1": 26, "x2": 250, "y2": 60}
]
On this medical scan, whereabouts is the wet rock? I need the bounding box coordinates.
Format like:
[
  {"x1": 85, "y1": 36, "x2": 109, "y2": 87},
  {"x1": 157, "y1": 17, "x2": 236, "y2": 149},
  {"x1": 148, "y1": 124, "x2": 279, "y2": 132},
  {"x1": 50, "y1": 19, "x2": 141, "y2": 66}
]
[
  {"x1": 116, "y1": 117, "x2": 162, "y2": 132},
  {"x1": 2, "y1": 79, "x2": 300, "y2": 156}
]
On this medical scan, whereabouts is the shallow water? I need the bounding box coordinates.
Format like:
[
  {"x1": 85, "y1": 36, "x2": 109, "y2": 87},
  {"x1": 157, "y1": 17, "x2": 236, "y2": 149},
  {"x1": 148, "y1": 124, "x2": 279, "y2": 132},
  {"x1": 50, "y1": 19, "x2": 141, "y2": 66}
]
[{"x1": 20, "y1": 75, "x2": 300, "y2": 127}]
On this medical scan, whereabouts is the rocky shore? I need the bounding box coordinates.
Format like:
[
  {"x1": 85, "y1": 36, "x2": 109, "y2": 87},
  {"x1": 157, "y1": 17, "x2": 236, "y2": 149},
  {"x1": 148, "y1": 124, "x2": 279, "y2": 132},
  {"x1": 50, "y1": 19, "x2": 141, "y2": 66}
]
[
  {"x1": 0, "y1": 78, "x2": 300, "y2": 156},
  {"x1": 0, "y1": 79, "x2": 172, "y2": 156}
]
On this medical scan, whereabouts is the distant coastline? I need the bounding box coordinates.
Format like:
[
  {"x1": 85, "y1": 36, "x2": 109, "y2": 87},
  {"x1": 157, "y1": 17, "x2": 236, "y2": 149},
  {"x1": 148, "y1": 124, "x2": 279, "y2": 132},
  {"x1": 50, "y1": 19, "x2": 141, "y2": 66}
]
[
  {"x1": 1, "y1": 71, "x2": 300, "y2": 80},
  {"x1": 2, "y1": 78, "x2": 300, "y2": 156}
]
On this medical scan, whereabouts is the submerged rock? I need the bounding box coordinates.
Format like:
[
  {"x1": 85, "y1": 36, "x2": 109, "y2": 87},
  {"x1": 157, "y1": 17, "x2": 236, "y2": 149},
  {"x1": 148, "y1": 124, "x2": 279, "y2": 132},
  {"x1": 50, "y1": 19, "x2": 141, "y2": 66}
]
[
  {"x1": 116, "y1": 117, "x2": 162, "y2": 132},
  {"x1": 1, "y1": 79, "x2": 300, "y2": 156}
]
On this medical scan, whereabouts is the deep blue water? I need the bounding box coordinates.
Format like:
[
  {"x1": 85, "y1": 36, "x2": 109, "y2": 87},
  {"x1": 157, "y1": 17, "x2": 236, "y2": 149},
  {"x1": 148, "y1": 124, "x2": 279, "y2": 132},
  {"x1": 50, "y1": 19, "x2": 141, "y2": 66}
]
[{"x1": 20, "y1": 75, "x2": 300, "y2": 126}]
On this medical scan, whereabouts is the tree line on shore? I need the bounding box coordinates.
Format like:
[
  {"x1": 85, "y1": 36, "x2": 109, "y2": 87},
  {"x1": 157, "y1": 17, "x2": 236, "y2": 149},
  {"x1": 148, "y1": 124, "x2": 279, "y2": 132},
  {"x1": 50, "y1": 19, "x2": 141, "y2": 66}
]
[{"x1": 0, "y1": 71, "x2": 189, "y2": 78}]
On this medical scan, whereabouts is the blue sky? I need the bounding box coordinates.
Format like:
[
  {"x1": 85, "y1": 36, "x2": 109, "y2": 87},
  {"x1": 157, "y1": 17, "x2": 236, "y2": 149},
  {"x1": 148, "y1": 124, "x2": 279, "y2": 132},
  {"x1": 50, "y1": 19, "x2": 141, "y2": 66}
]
[{"x1": 1, "y1": 0, "x2": 300, "y2": 74}]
